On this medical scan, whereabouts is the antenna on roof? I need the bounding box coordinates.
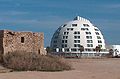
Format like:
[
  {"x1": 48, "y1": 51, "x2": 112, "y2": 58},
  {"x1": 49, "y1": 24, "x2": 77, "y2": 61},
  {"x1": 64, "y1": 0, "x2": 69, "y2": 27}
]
[{"x1": 74, "y1": 16, "x2": 80, "y2": 20}]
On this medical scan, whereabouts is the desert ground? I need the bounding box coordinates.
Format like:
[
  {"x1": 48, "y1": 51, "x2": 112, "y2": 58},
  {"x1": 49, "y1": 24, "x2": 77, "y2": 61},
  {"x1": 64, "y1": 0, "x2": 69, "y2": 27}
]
[{"x1": 0, "y1": 58, "x2": 120, "y2": 79}]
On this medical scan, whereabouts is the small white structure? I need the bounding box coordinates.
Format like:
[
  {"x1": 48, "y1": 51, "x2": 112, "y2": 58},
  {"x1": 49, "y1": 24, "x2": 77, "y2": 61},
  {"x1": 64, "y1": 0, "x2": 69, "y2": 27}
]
[{"x1": 108, "y1": 45, "x2": 120, "y2": 56}]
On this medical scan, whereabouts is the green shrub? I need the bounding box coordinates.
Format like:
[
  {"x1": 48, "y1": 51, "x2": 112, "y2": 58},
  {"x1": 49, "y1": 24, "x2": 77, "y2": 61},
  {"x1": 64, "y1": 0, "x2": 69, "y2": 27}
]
[{"x1": 2, "y1": 51, "x2": 71, "y2": 71}]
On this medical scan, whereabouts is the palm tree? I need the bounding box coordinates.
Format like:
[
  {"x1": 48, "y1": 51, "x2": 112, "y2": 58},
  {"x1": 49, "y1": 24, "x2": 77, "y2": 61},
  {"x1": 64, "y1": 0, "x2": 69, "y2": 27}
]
[
  {"x1": 79, "y1": 45, "x2": 84, "y2": 58},
  {"x1": 79, "y1": 45, "x2": 84, "y2": 52},
  {"x1": 109, "y1": 49, "x2": 114, "y2": 57},
  {"x1": 95, "y1": 46, "x2": 101, "y2": 56},
  {"x1": 95, "y1": 46, "x2": 101, "y2": 52},
  {"x1": 46, "y1": 46, "x2": 52, "y2": 54}
]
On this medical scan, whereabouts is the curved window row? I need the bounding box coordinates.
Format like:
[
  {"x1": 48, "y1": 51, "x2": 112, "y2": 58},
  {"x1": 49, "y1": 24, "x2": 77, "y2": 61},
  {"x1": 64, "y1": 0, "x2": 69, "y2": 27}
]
[
  {"x1": 81, "y1": 28, "x2": 89, "y2": 30},
  {"x1": 74, "y1": 40, "x2": 80, "y2": 43},
  {"x1": 83, "y1": 24, "x2": 89, "y2": 27},
  {"x1": 61, "y1": 44, "x2": 67, "y2": 48},
  {"x1": 63, "y1": 32, "x2": 69, "y2": 35},
  {"x1": 63, "y1": 36, "x2": 68, "y2": 39},
  {"x1": 74, "y1": 31, "x2": 80, "y2": 34},
  {"x1": 67, "y1": 28, "x2": 73, "y2": 31},
  {"x1": 95, "y1": 32, "x2": 99, "y2": 35},
  {"x1": 87, "y1": 40, "x2": 93, "y2": 43},
  {"x1": 86, "y1": 32, "x2": 91, "y2": 34},
  {"x1": 74, "y1": 36, "x2": 80, "y2": 39},
  {"x1": 62, "y1": 40, "x2": 67, "y2": 43},
  {"x1": 86, "y1": 36, "x2": 92, "y2": 39},
  {"x1": 72, "y1": 24, "x2": 77, "y2": 26},
  {"x1": 98, "y1": 40, "x2": 102, "y2": 43},
  {"x1": 87, "y1": 44, "x2": 93, "y2": 47},
  {"x1": 94, "y1": 28, "x2": 99, "y2": 31},
  {"x1": 74, "y1": 44, "x2": 81, "y2": 47},
  {"x1": 97, "y1": 36, "x2": 101, "y2": 39}
]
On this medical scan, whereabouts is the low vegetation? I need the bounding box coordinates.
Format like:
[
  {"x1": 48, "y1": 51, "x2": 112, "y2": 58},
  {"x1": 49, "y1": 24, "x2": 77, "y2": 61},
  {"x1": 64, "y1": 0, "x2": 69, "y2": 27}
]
[{"x1": 1, "y1": 51, "x2": 71, "y2": 71}]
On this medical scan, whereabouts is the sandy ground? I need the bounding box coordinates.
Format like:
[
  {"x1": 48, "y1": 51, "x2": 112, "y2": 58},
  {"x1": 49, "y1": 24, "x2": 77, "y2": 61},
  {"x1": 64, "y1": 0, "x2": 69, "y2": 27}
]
[{"x1": 0, "y1": 58, "x2": 120, "y2": 79}]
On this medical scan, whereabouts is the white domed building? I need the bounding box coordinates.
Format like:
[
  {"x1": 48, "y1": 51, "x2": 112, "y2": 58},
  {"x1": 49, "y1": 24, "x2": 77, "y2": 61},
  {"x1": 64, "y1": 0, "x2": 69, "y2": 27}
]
[{"x1": 50, "y1": 16, "x2": 108, "y2": 57}]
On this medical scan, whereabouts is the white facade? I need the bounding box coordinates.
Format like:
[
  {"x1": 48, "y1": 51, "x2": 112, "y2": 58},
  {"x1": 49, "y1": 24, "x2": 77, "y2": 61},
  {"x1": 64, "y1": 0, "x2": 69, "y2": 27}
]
[
  {"x1": 108, "y1": 45, "x2": 120, "y2": 56},
  {"x1": 50, "y1": 16, "x2": 106, "y2": 57}
]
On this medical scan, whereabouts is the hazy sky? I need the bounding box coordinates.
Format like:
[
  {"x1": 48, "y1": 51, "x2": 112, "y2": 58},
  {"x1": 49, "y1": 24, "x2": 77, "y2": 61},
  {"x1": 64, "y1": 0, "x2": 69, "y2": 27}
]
[{"x1": 0, "y1": 0, "x2": 120, "y2": 47}]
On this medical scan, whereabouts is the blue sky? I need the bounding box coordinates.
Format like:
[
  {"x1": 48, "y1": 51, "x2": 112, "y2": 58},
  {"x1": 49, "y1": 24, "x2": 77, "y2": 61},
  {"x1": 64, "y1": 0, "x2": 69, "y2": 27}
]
[{"x1": 0, "y1": 0, "x2": 120, "y2": 47}]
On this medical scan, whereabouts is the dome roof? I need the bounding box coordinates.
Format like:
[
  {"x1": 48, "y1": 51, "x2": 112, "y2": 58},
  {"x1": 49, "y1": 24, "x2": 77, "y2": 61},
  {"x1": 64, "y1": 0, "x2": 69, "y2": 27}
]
[
  {"x1": 73, "y1": 16, "x2": 90, "y2": 22},
  {"x1": 50, "y1": 16, "x2": 106, "y2": 54}
]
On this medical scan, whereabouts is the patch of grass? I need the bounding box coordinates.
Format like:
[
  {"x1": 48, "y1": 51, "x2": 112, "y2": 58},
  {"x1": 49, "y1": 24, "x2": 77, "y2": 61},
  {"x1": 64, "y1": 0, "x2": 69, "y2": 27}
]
[{"x1": 2, "y1": 51, "x2": 71, "y2": 71}]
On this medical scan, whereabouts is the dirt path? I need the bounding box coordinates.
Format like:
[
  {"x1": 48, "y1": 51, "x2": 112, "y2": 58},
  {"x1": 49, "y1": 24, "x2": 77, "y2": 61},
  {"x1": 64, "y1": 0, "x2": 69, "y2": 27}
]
[{"x1": 0, "y1": 58, "x2": 120, "y2": 79}]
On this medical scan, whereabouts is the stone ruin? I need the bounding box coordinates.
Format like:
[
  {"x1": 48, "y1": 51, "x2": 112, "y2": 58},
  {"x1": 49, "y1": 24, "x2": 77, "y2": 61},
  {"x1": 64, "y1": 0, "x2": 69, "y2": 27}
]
[{"x1": 0, "y1": 30, "x2": 46, "y2": 55}]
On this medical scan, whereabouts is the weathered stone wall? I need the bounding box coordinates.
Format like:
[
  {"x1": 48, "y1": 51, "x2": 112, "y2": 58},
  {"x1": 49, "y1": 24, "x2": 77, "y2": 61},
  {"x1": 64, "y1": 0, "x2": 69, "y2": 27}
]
[
  {"x1": 0, "y1": 30, "x2": 4, "y2": 55},
  {"x1": 0, "y1": 30, "x2": 46, "y2": 55}
]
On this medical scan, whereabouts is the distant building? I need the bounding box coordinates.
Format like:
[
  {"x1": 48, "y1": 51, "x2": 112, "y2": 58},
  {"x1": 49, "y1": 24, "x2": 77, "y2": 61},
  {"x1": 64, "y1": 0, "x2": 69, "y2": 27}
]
[
  {"x1": 50, "y1": 16, "x2": 108, "y2": 57},
  {"x1": 0, "y1": 30, "x2": 46, "y2": 55},
  {"x1": 107, "y1": 45, "x2": 120, "y2": 57}
]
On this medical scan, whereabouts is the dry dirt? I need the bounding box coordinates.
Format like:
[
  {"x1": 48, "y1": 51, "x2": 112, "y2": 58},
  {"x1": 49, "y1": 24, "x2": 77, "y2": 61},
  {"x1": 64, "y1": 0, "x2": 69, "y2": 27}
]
[{"x1": 0, "y1": 58, "x2": 120, "y2": 79}]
